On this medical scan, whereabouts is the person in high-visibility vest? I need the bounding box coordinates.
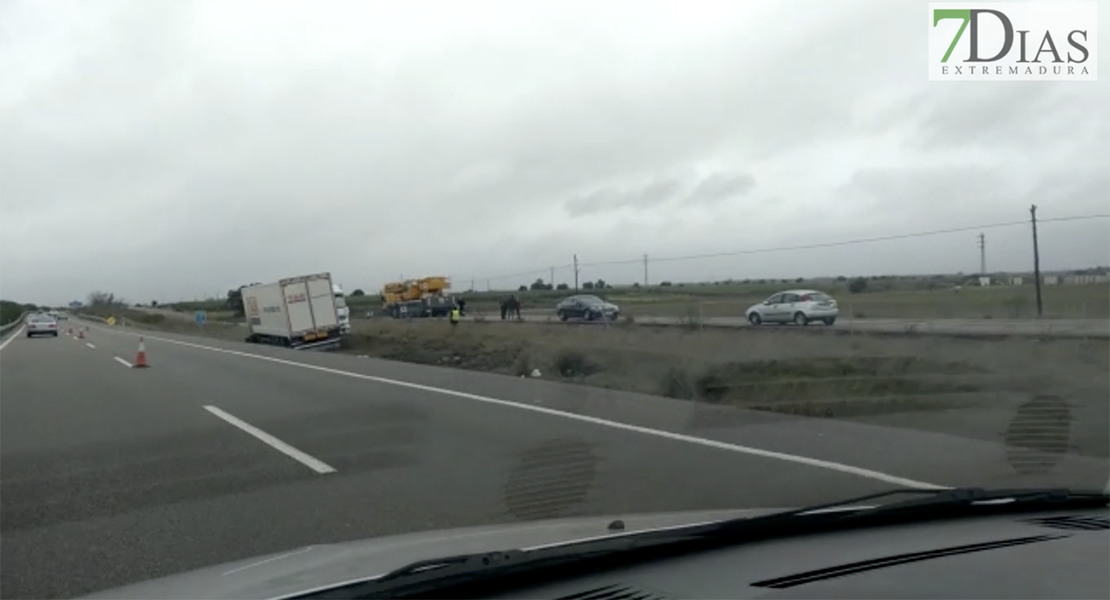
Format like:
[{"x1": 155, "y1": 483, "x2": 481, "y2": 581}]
[{"x1": 449, "y1": 306, "x2": 461, "y2": 326}]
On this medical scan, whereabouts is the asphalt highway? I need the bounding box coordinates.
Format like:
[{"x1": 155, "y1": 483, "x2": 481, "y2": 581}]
[{"x1": 2, "y1": 320, "x2": 1107, "y2": 598}]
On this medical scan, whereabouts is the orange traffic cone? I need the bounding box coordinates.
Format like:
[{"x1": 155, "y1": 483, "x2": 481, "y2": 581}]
[{"x1": 134, "y1": 337, "x2": 149, "y2": 368}]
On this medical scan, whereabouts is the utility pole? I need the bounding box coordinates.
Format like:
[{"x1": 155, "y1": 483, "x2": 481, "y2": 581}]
[
  {"x1": 1030, "y1": 205, "x2": 1043, "y2": 317},
  {"x1": 978, "y1": 233, "x2": 986, "y2": 275},
  {"x1": 643, "y1": 254, "x2": 649, "y2": 287},
  {"x1": 573, "y1": 254, "x2": 580, "y2": 291},
  {"x1": 550, "y1": 266, "x2": 555, "y2": 288}
]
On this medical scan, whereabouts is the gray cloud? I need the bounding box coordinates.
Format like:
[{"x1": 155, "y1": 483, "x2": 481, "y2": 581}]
[
  {"x1": 565, "y1": 177, "x2": 683, "y2": 216},
  {"x1": 685, "y1": 172, "x2": 756, "y2": 207},
  {"x1": 1, "y1": 0, "x2": 1107, "y2": 305}
]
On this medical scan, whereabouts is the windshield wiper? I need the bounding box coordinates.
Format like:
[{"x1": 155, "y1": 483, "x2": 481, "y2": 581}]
[
  {"x1": 289, "y1": 487, "x2": 1107, "y2": 600},
  {"x1": 698, "y1": 487, "x2": 1108, "y2": 538}
]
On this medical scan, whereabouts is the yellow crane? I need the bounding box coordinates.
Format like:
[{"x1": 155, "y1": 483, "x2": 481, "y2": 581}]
[{"x1": 381, "y1": 276, "x2": 454, "y2": 318}]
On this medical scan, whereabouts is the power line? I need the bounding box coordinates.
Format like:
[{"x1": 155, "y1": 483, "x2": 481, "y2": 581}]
[
  {"x1": 454, "y1": 213, "x2": 1109, "y2": 287},
  {"x1": 578, "y1": 214, "x2": 1109, "y2": 268}
]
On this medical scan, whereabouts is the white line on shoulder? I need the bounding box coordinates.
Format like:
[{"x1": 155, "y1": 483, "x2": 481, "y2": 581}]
[{"x1": 0, "y1": 326, "x2": 24, "y2": 351}]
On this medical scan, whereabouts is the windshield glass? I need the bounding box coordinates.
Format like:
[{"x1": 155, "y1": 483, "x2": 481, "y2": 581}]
[{"x1": 0, "y1": 3, "x2": 1105, "y2": 599}]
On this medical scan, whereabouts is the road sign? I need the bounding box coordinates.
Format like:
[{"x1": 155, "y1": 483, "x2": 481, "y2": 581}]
[
  {"x1": 106, "y1": 316, "x2": 116, "y2": 326},
  {"x1": 195, "y1": 311, "x2": 207, "y2": 328}
]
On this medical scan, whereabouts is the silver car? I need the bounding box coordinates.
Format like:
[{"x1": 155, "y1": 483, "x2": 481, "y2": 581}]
[
  {"x1": 745, "y1": 289, "x2": 839, "y2": 326},
  {"x1": 26, "y1": 313, "x2": 60, "y2": 337}
]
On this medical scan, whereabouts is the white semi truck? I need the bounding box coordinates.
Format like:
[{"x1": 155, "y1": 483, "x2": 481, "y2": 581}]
[{"x1": 242, "y1": 273, "x2": 342, "y2": 349}]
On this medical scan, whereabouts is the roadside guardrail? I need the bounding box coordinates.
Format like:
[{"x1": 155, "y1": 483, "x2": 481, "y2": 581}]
[
  {"x1": 0, "y1": 312, "x2": 30, "y2": 337},
  {"x1": 0, "y1": 310, "x2": 29, "y2": 334}
]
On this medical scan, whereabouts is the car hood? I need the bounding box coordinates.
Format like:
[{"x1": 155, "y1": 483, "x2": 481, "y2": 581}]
[{"x1": 79, "y1": 507, "x2": 778, "y2": 600}]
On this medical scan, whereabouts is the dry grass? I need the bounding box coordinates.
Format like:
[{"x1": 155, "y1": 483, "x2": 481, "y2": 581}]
[{"x1": 339, "y1": 319, "x2": 1108, "y2": 456}]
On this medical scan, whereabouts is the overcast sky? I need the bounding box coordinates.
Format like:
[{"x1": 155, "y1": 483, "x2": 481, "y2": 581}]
[{"x1": 1, "y1": 0, "x2": 1107, "y2": 305}]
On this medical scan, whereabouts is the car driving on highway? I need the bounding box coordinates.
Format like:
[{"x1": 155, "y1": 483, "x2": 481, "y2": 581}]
[
  {"x1": 555, "y1": 294, "x2": 620, "y2": 321},
  {"x1": 745, "y1": 289, "x2": 839, "y2": 326},
  {"x1": 25, "y1": 313, "x2": 59, "y2": 337}
]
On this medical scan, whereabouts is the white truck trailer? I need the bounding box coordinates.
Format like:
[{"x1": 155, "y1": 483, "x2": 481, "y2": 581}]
[{"x1": 242, "y1": 273, "x2": 342, "y2": 349}]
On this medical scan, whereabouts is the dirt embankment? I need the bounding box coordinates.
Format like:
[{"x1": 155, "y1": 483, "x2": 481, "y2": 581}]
[{"x1": 340, "y1": 320, "x2": 1103, "y2": 414}]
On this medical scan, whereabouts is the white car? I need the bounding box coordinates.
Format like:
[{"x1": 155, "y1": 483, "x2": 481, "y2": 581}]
[
  {"x1": 26, "y1": 313, "x2": 60, "y2": 337},
  {"x1": 745, "y1": 289, "x2": 839, "y2": 326}
]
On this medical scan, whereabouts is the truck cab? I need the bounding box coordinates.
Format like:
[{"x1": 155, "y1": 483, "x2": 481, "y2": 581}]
[{"x1": 332, "y1": 283, "x2": 351, "y2": 335}]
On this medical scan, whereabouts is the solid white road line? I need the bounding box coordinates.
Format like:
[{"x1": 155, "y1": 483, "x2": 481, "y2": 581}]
[
  {"x1": 113, "y1": 357, "x2": 133, "y2": 368},
  {"x1": 204, "y1": 405, "x2": 337, "y2": 475},
  {"x1": 85, "y1": 342, "x2": 96, "y2": 349},
  {"x1": 85, "y1": 325, "x2": 946, "y2": 490},
  {"x1": 0, "y1": 326, "x2": 24, "y2": 351}
]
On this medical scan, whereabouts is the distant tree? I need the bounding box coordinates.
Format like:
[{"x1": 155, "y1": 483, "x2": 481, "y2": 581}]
[
  {"x1": 848, "y1": 277, "x2": 868, "y2": 294},
  {"x1": 530, "y1": 278, "x2": 548, "y2": 291},
  {"x1": 795, "y1": 277, "x2": 804, "y2": 283},
  {"x1": 595, "y1": 279, "x2": 606, "y2": 289},
  {"x1": 741, "y1": 279, "x2": 751, "y2": 284},
  {"x1": 836, "y1": 275, "x2": 847, "y2": 281},
  {"x1": 87, "y1": 290, "x2": 113, "y2": 306},
  {"x1": 226, "y1": 288, "x2": 244, "y2": 316},
  {"x1": 351, "y1": 289, "x2": 365, "y2": 296},
  {"x1": 151, "y1": 300, "x2": 158, "y2": 307},
  {"x1": 556, "y1": 282, "x2": 569, "y2": 290},
  {"x1": 631, "y1": 282, "x2": 640, "y2": 288},
  {"x1": 518, "y1": 285, "x2": 528, "y2": 292},
  {"x1": 660, "y1": 281, "x2": 673, "y2": 287},
  {"x1": 780, "y1": 279, "x2": 789, "y2": 284},
  {"x1": 583, "y1": 281, "x2": 595, "y2": 290}
]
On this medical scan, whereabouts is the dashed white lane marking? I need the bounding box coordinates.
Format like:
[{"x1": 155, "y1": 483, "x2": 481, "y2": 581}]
[
  {"x1": 203, "y1": 405, "x2": 337, "y2": 475},
  {"x1": 113, "y1": 357, "x2": 133, "y2": 368},
  {"x1": 85, "y1": 342, "x2": 96, "y2": 349},
  {"x1": 83, "y1": 324, "x2": 946, "y2": 490},
  {"x1": 0, "y1": 326, "x2": 24, "y2": 351}
]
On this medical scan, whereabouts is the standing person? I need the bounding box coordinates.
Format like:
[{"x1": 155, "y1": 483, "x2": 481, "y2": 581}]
[
  {"x1": 457, "y1": 298, "x2": 467, "y2": 316},
  {"x1": 510, "y1": 295, "x2": 522, "y2": 320},
  {"x1": 449, "y1": 305, "x2": 460, "y2": 328},
  {"x1": 499, "y1": 298, "x2": 508, "y2": 320}
]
